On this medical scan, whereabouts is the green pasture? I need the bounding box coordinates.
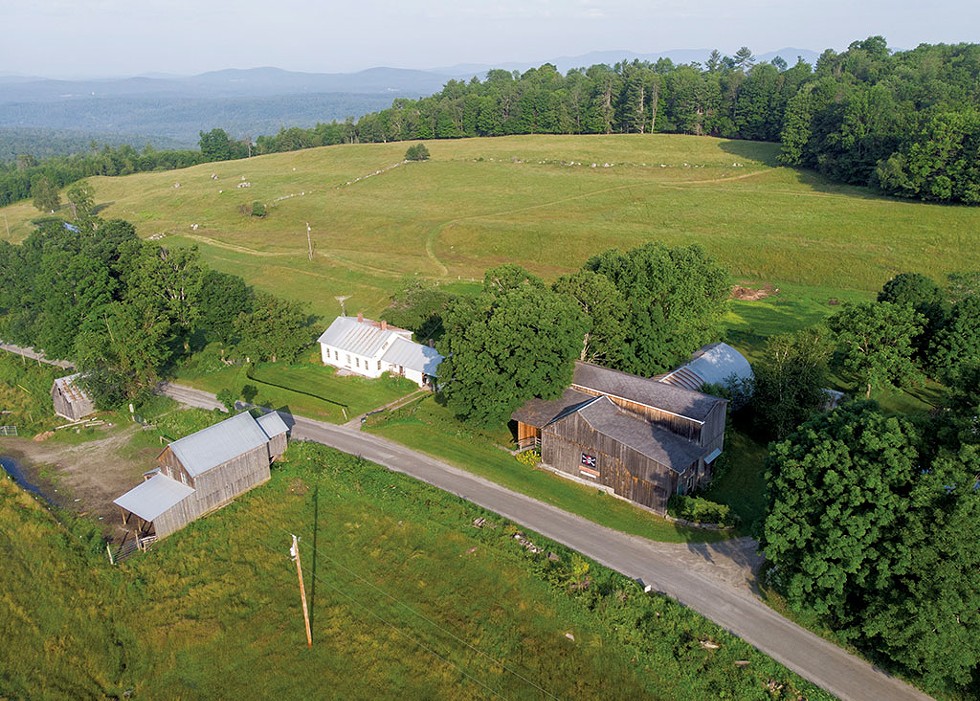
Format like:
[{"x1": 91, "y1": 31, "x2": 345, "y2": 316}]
[
  {"x1": 0, "y1": 432, "x2": 834, "y2": 701},
  {"x1": 3, "y1": 134, "x2": 977, "y2": 320}
]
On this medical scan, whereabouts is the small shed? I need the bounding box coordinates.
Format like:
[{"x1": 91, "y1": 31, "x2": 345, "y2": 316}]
[
  {"x1": 658, "y1": 342, "x2": 754, "y2": 394},
  {"x1": 51, "y1": 374, "x2": 96, "y2": 421}
]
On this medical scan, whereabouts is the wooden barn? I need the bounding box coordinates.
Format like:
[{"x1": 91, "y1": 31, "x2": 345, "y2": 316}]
[
  {"x1": 513, "y1": 361, "x2": 727, "y2": 513},
  {"x1": 114, "y1": 410, "x2": 289, "y2": 542},
  {"x1": 51, "y1": 373, "x2": 96, "y2": 421}
]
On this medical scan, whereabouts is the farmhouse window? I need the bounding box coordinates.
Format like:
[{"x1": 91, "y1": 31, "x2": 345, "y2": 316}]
[
  {"x1": 334, "y1": 350, "x2": 339, "y2": 360},
  {"x1": 377, "y1": 360, "x2": 381, "y2": 370},
  {"x1": 355, "y1": 357, "x2": 360, "y2": 368},
  {"x1": 346, "y1": 354, "x2": 351, "y2": 366}
]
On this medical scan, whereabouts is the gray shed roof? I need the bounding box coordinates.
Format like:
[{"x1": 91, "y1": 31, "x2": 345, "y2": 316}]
[
  {"x1": 572, "y1": 361, "x2": 724, "y2": 423},
  {"x1": 167, "y1": 412, "x2": 271, "y2": 478},
  {"x1": 512, "y1": 388, "x2": 596, "y2": 428},
  {"x1": 317, "y1": 316, "x2": 411, "y2": 359},
  {"x1": 256, "y1": 410, "x2": 288, "y2": 437},
  {"x1": 381, "y1": 337, "x2": 443, "y2": 376},
  {"x1": 575, "y1": 397, "x2": 704, "y2": 473},
  {"x1": 113, "y1": 473, "x2": 194, "y2": 521},
  {"x1": 659, "y1": 342, "x2": 754, "y2": 391},
  {"x1": 53, "y1": 373, "x2": 92, "y2": 405}
]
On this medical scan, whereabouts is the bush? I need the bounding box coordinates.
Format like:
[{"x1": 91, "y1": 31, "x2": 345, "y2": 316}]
[
  {"x1": 405, "y1": 143, "x2": 430, "y2": 161},
  {"x1": 250, "y1": 201, "x2": 266, "y2": 217},
  {"x1": 667, "y1": 495, "x2": 739, "y2": 528},
  {"x1": 515, "y1": 449, "x2": 540, "y2": 467}
]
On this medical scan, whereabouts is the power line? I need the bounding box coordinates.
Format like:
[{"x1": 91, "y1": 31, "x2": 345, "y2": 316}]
[
  {"x1": 252, "y1": 515, "x2": 561, "y2": 700},
  {"x1": 252, "y1": 537, "x2": 511, "y2": 701}
]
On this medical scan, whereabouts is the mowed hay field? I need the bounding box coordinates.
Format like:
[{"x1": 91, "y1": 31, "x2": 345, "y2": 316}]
[{"x1": 4, "y1": 134, "x2": 978, "y2": 319}]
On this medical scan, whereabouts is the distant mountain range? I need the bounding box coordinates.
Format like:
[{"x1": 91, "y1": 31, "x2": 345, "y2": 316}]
[{"x1": 0, "y1": 47, "x2": 820, "y2": 152}]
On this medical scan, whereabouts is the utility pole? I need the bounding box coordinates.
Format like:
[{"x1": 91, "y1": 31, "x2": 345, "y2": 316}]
[
  {"x1": 290, "y1": 534, "x2": 313, "y2": 648},
  {"x1": 306, "y1": 222, "x2": 314, "y2": 262}
]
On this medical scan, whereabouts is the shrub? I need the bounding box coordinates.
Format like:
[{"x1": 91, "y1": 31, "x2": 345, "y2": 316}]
[
  {"x1": 667, "y1": 495, "x2": 739, "y2": 528},
  {"x1": 405, "y1": 143, "x2": 430, "y2": 161},
  {"x1": 515, "y1": 449, "x2": 540, "y2": 467}
]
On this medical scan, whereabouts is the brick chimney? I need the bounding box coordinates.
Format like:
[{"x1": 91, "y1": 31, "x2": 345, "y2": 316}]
[
  {"x1": 381, "y1": 320, "x2": 388, "y2": 331},
  {"x1": 357, "y1": 312, "x2": 364, "y2": 323}
]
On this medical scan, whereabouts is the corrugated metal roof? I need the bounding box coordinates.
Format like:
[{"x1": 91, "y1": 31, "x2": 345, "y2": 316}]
[
  {"x1": 113, "y1": 473, "x2": 194, "y2": 521},
  {"x1": 660, "y1": 342, "x2": 753, "y2": 390},
  {"x1": 380, "y1": 337, "x2": 443, "y2": 375},
  {"x1": 256, "y1": 410, "x2": 288, "y2": 437},
  {"x1": 317, "y1": 316, "x2": 411, "y2": 359},
  {"x1": 168, "y1": 412, "x2": 270, "y2": 478},
  {"x1": 575, "y1": 397, "x2": 703, "y2": 473},
  {"x1": 572, "y1": 361, "x2": 723, "y2": 422}
]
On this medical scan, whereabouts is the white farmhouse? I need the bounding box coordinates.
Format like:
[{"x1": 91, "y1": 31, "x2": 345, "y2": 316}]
[{"x1": 317, "y1": 314, "x2": 443, "y2": 389}]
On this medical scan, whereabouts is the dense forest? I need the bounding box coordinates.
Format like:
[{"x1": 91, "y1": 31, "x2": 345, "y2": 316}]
[{"x1": 2, "y1": 37, "x2": 979, "y2": 210}]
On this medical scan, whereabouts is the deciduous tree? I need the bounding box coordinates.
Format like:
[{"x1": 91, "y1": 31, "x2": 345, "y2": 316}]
[{"x1": 828, "y1": 301, "x2": 924, "y2": 399}]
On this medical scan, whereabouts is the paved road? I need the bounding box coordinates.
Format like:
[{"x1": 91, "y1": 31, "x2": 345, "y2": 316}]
[
  {"x1": 159, "y1": 382, "x2": 931, "y2": 701},
  {"x1": 0, "y1": 342, "x2": 73, "y2": 369}
]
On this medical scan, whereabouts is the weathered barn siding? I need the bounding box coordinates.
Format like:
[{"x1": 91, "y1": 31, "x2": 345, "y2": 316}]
[
  {"x1": 157, "y1": 447, "x2": 196, "y2": 488},
  {"x1": 191, "y1": 447, "x2": 271, "y2": 515},
  {"x1": 51, "y1": 375, "x2": 96, "y2": 422},
  {"x1": 153, "y1": 498, "x2": 201, "y2": 538},
  {"x1": 701, "y1": 401, "x2": 727, "y2": 454},
  {"x1": 267, "y1": 433, "x2": 287, "y2": 461},
  {"x1": 543, "y1": 412, "x2": 682, "y2": 512}
]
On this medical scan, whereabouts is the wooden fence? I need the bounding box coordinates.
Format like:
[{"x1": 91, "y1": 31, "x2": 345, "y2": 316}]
[{"x1": 0, "y1": 426, "x2": 17, "y2": 436}]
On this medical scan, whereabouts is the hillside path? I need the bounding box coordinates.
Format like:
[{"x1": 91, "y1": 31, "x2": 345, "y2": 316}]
[{"x1": 157, "y1": 381, "x2": 930, "y2": 701}]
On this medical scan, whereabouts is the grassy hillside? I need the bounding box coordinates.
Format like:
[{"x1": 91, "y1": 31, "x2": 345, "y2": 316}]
[
  {"x1": 0, "y1": 432, "x2": 834, "y2": 700},
  {"x1": 3, "y1": 134, "x2": 978, "y2": 320}
]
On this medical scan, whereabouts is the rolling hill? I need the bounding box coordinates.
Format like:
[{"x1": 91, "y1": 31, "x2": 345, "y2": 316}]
[{"x1": 2, "y1": 133, "x2": 977, "y2": 321}]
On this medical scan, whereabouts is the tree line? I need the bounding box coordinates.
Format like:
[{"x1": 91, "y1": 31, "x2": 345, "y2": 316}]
[
  {"x1": 382, "y1": 242, "x2": 730, "y2": 426},
  {"x1": 4, "y1": 37, "x2": 979, "y2": 209},
  {"x1": 258, "y1": 38, "x2": 980, "y2": 204},
  {"x1": 0, "y1": 188, "x2": 318, "y2": 406}
]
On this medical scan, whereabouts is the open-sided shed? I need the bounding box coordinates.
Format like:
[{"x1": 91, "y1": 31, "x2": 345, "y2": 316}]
[
  {"x1": 114, "y1": 410, "x2": 289, "y2": 543},
  {"x1": 51, "y1": 374, "x2": 96, "y2": 421}
]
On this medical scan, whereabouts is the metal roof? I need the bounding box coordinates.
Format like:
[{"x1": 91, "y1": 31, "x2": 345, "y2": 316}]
[
  {"x1": 575, "y1": 397, "x2": 704, "y2": 473},
  {"x1": 572, "y1": 361, "x2": 724, "y2": 422},
  {"x1": 167, "y1": 412, "x2": 271, "y2": 478},
  {"x1": 381, "y1": 337, "x2": 443, "y2": 376},
  {"x1": 256, "y1": 410, "x2": 288, "y2": 437},
  {"x1": 659, "y1": 342, "x2": 754, "y2": 391},
  {"x1": 317, "y1": 316, "x2": 412, "y2": 359},
  {"x1": 113, "y1": 473, "x2": 194, "y2": 521}
]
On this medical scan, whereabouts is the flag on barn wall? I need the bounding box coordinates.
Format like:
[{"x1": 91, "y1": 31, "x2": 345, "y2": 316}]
[{"x1": 580, "y1": 453, "x2": 599, "y2": 479}]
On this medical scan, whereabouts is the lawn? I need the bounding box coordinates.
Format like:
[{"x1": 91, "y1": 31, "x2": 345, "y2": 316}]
[
  {"x1": 0, "y1": 429, "x2": 835, "y2": 701},
  {"x1": 175, "y1": 356, "x2": 418, "y2": 423}
]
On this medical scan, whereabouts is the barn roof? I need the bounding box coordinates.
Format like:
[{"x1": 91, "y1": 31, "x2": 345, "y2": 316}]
[
  {"x1": 52, "y1": 373, "x2": 92, "y2": 405},
  {"x1": 256, "y1": 410, "x2": 288, "y2": 437},
  {"x1": 575, "y1": 397, "x2": 703, "y2": 473},
  {"x1": 659, "y1": 342, "x2": 754, "y2": 391},
  {"x1": 572, "y1": 361, "x2": 724, "y2": 422},
  {"x1": 167, "y1": 412, "x2": 271, "y2": 478},
  {"x1": 381, "y1": 337, "x2": 443, "y2": 376},
  {"x1": 512, "y1": 388, "x2": 596, "y2": 428},
  {"x1": 113, "y1": 473, "x2": 194, "y2": 521},
  {"x1": 317, "y1": 316, "x2": 411, "y2": 359}
]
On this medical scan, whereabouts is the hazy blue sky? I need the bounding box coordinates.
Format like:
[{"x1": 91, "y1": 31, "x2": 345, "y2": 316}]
[{"x1": 2, "y1": 0, "x2": 976, "y2": 77}]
